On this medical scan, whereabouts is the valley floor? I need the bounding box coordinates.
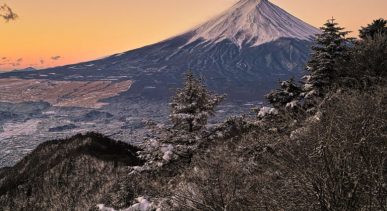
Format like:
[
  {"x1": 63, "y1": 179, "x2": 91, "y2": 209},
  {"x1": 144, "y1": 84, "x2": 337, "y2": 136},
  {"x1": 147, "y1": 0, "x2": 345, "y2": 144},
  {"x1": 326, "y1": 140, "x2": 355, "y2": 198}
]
[{"x1": 0, "y1": 100, "x2": 257, "y2": 167}]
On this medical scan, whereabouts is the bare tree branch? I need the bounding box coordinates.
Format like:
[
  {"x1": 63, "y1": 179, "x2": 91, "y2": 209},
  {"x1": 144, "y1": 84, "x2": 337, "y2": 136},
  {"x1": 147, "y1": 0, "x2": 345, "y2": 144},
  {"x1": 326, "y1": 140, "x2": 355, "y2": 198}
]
[{"x1": 0, "y1": 4, "x2": 18, "y2": 22}]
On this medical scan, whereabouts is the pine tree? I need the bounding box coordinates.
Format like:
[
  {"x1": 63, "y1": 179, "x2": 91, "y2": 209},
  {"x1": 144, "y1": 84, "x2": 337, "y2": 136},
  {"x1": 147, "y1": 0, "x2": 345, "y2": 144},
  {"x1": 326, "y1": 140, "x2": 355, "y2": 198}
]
[
  {"x1": 266, "y1": 78, "x2": 302, "y2": 109},
  {"x1": 170, "y1": 71, "x2": 224, "y2": 132},
  {"x1": 342, "y1": 33, "x2": 387, "y2": 87},
  {"x1": 303, "y1": 18, "x2": 350, "y2": 100},
  {"x1": 359, "y1": 18, "x2": 387, "y2": 40}
]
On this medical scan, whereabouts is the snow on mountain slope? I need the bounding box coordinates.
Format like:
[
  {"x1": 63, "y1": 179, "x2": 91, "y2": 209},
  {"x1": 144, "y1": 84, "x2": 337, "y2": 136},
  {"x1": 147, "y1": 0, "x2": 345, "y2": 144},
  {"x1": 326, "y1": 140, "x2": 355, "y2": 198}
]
[
  {"x1": 188, "y1": 0, "x2": 320, "y2": 47},
  {"x1": 0, "y1": 0, "x2": 319, "y2": 102},
  {"x1": 0, "y1": 0, "x2": 321, "y2": 169}
]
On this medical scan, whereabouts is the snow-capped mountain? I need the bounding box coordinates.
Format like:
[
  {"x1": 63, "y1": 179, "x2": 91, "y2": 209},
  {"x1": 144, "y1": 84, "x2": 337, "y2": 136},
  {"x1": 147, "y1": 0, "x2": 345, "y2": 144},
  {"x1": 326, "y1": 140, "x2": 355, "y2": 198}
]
[
  {"x1": 189, "y1": 0, "x2": 319, "y2": 47},
  {"x1": 1, "y1": 0, "x2": 319, "y2": 102}
]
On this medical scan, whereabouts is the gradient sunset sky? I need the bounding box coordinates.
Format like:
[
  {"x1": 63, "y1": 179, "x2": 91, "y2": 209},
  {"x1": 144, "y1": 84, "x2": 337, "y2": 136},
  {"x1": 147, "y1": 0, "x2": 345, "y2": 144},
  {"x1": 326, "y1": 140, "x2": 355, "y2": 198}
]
[{"x1": 1, "y1": 0, "x2": 386, "y2": 71}]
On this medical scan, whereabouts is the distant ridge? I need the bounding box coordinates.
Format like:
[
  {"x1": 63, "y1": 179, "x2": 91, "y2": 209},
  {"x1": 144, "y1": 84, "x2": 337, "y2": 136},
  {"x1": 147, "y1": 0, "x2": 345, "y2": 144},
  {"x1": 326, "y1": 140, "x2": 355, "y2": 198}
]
[{"x1": 10, "y1": 67, "x2": 37, "y2": 72}]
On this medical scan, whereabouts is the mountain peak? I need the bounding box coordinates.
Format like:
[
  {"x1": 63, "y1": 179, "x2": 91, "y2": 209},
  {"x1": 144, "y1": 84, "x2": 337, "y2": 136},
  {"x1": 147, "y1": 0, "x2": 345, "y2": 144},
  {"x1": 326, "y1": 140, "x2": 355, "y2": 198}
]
[{"x1": 188, "y1": 0, "x2": 319, "y2": 47}]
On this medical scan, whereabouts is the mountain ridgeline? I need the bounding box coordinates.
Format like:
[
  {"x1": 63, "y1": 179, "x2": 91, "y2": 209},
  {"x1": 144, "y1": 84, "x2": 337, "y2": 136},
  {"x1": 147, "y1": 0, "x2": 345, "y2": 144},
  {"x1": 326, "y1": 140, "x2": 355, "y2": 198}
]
[{"x1": 1, "y1": 0, "x2": 319, "y2": 101}]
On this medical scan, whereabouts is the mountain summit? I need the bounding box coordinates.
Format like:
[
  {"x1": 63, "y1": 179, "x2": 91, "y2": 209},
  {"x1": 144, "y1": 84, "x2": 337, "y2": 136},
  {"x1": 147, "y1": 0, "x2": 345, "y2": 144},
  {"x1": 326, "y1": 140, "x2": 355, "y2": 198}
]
[
  {"x1": 1, "y1": 0, "x2": 319, "y2": 102},
  {"x1": 189, "y1": 0, "x2": 319, "y2": 47}
]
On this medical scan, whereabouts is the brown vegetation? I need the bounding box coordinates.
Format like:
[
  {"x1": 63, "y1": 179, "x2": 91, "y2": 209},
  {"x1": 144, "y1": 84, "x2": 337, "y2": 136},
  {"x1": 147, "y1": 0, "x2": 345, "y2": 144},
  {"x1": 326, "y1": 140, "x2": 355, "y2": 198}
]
[
  {"x1": 170, "y1": 87, "x2": 386, "y2": 211},
  {"x1": 0, "y1": 78, "x2": 132, "y2": 108}
]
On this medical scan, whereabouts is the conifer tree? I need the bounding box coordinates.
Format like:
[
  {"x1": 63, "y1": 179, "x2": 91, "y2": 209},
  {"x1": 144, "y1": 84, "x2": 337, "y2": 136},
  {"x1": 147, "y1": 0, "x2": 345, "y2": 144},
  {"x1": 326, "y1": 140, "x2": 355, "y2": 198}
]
[
  {"x1": 266, "y1": 78, "x2": 302, "y2": 109},
  {"x1": 359, "y1": 18, "x2": 387, "y2": 40},
  {"x1": 170, "y1": 71, "x2": 223, "y2": 132},
  {"x1": 343, "y1": 33, "x2": 387, "y2": 87},
  {"x1": 303, "y1": 18, "x2": 350, "y2": 100}
]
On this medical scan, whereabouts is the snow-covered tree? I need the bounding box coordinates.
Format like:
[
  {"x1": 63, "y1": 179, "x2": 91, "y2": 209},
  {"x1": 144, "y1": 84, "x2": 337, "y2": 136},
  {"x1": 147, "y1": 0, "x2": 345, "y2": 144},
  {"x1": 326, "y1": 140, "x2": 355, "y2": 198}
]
[
  {"x1": 359, "y1": 18, "x2": 387, "y2": 40},
  {"x1": 170, "y1": 71, "x2": 223, "y2": 132},
  {"x1": 266, "y1": 78, "x2": 302, "y2": 110},
  {"x1": 303, "y1": 18, "x2": 350, "y2": 101}
]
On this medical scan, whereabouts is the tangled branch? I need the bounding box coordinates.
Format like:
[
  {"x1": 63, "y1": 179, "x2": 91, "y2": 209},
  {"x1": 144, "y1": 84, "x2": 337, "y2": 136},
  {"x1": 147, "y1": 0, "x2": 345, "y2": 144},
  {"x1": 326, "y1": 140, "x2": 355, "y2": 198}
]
[{"x1": 0, "y1": 4, "x2": 18, "y2": 22}]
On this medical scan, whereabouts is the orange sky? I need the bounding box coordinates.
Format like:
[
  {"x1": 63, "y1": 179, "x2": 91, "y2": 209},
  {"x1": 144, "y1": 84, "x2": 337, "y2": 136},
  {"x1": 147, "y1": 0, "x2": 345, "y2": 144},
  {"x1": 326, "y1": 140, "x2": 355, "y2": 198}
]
[{"x1": 1, "y1": 0, "x2": 386, "y2": 71}]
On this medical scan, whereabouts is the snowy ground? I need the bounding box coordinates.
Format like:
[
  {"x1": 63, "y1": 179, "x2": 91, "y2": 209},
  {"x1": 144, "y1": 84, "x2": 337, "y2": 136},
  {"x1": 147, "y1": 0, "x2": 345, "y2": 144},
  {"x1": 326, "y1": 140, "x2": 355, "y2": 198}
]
[{"x1": 0, "y1": 100, "x2": 257, "y2": 168}]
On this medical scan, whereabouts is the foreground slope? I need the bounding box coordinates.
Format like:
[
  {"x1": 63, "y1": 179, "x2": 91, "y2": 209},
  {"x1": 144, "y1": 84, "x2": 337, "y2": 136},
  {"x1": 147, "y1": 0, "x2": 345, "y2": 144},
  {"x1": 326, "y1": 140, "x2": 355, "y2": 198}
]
[
  {"x1": 2, "y1": 88, "x2": 385, "y2": 210},
  {"x1": 0, "y1": 133, "x2": 144, "y2": 210},
  {"x1": 1, "y1": 0, "x2": 319, "y2": 101}
]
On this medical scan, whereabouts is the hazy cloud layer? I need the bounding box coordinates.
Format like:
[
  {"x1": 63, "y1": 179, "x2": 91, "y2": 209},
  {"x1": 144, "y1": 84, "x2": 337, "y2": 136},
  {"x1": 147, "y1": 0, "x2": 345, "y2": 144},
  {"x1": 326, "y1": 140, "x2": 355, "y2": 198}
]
[{"x1": 51, "y1": 56, "x2": 62, "y2": 60}]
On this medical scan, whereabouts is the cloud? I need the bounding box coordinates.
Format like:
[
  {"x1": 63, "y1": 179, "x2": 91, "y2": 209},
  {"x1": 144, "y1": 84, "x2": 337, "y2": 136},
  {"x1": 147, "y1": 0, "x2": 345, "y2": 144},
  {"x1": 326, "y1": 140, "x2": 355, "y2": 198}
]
[
  {"x1": 1, "y1": 57, "x2": 6, "y2": 60},
  {"x1": 40, "y1": 59, "x2": 45, "y2": 64},
  {"x1": 16, "y1": 58, "x2": 23, "y2": 62},
  {"x1": 51, "y1": 56, "x2": 62, "y2": 60}
]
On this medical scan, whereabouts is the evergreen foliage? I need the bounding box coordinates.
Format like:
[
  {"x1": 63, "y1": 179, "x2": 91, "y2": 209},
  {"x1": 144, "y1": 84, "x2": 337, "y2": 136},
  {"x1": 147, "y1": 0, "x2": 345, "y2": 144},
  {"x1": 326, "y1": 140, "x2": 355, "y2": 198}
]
[
  {"x1": 303, "y1": 18, "x2": 350, "y2": 101},
  {"x1": 266, "y1": 78, "x2": 302, "y2": 109},
  {"x1": 170, "y1": 71, "x2": 224, "y2": 132},
  {"x1": 359, "y1": 18, "x2": 387, "y2": 39},
  {"x1": 341, "y1": 33, "x2": 387, "y2": 88}
]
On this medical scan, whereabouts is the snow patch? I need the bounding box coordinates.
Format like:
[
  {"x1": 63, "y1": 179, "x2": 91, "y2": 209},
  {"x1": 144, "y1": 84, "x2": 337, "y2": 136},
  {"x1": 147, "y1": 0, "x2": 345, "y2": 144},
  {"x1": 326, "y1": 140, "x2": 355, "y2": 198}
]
[
  {"x1": 286, "y1": 100, "x2": 299, "y2": 109},
  {"x1": 161, "y1": 144, "x2": 174, "y2": 161},
  {"x1": 144, "y1": 86, "x2": 156, "y2": 89},
  {"x1": 257, "y1": 106, "x2": 278, "y2": 118},
  {"x1": 97, "y1": 197, "x2": 158, "y2": 211},
  {"x1": 114, "y1": 53, "x2": 125, "y2": 57},
  {"x1": 97, "y1": 204, "x2": 115, "y2": 211},
  {"x1": 127, "y1": 197, "x2": 152, "y2": 211}
]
